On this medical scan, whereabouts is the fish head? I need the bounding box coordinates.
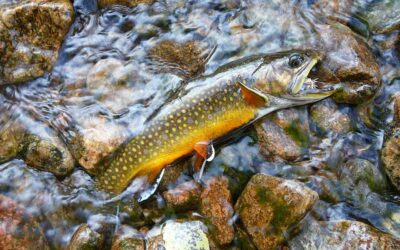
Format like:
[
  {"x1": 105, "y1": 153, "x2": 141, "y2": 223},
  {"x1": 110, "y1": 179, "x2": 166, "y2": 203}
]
[{"x1": 252, "y1": 50, "x2": 336, "y2": 107}]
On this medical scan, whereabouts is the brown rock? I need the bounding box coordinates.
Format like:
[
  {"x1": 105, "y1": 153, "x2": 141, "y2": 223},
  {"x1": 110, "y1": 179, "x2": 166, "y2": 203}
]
[
  {"x1": 0, "y1": 0, "x2": 74, "y2": 84},
  {"x1": 111, "y1": 225, "x2": 145, "y2": 250},
  {"x1": 158, "y1": 161, "x2": 190, "y2": 192},
  {"x1": 0, "y1": 195, "x2": 49, "y2": 250},
  {"x1": 67, "y1": 224, "x2": 104, "y2": 250},
  {"x1": 199, "y1": 176, "x2": 234, "y2": 246},
  {"x1": 98, "y1": 0, "x2": 155, "y2": 8},
  {"x1": 235, "y1": 174, "x2": 318, "y2": 250},
  {"x1": 382, "y1": 130, "x2": 400, "y2": 191},
  {"x1": 255, "y1": 107, "x2": 310, "y2": 162},
  {"x1": 148, "y1": 40, "x2": 206, "y2": 79},
  {"x1": 0, "y1": 115, "x2": 25, "y2": 163},
  {"x1": 381, "y1": 95, "x2": 400, "y2": 191},
  {"x1": 67, "y1": 116, "x2": 127, "y2": 175},
  {"x1": 309, "y1": 23, "x2": 381, "y2": 104},
  {"x1": 290, "y1": 219, "x2": 400, "y2": 249},
  {"x1": 162, "y1": 180, "x2": 201, "y2": 212},
  {"x1": 310, "y1": 98, "x2": 353, "y2": 133}
]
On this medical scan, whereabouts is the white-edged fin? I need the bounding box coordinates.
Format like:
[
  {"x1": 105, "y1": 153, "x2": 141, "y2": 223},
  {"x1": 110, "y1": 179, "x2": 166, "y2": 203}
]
[
  {"x1": 197, "y1": 143, "x2": 215, "y2": 181},
  {"x1": 137, "y1": 168, "x2": 166, "y2": 203}
]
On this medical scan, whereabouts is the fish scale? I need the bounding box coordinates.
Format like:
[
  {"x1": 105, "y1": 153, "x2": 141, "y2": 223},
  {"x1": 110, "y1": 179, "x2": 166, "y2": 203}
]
[{"x1": 96, "y1": 75, "x2": 258, "y2": 194}]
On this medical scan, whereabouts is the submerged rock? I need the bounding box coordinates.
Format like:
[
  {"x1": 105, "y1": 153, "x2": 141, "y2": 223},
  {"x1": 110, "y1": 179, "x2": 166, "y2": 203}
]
[
  {"x1": 98, "y1": 0, "x2": 155, "y2": 9},
  {"x1": 67, "y1": 116, "x2": 127, "y2": 175},
  {"x1": 0, "y1": 117, "x2": 25, "y2": 163},
  {"x1": 67, "y1": 224, "x2": 104, "y2": 250},
  {"x1": 146, "y1": 220, "x2": 210, "y2": 250},
  {"x1": 0, "y1": 195, "x2": 49, "y2": 250},
  {"x1": 361, "y1": 0, "x2": 400, "y2": 34},
  {"x1": 290, "y1": 219, "x2": 400, "y2": 249},
  {"x1": 148, "y1": 40, "x2": 206, "y2": 79},
  {"x1": 0, "y1": 0, "x2": 74, "y2": 84},
  {"x1": 162, "y1": 180, "x2": 201, "y2": 212},
  {"x1": 382, "y1": 95, "x2": 400, "y2": 191},
  {"x1": 199, "y1": 176, "x2": 234, "y2": 246},
  {"x1": 235, "y1": 174, "x2": 318, "y2": 250},
  {"x1": 111, "y1": 225, "x2": 145, "y2": 250},
  {"x1": 310, "y1": 98, "x2": 353, "y2": 134},
  {"x1": 255, "y1": 107, "x2": 310, "y2": 162},
  {"x1": 23, "y1": 131, "x2": 74, "y2": 177},
  {"x1": 339, "y1": 159, "x2": 387, "y2": 192},
  {"x1": 309, "y1": 22, "x2": 381, "y2": 104}
]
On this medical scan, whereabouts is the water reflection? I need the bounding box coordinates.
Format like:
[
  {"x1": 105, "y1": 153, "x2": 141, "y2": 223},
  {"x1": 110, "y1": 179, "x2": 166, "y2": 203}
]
[{"x1": 0, "y1": 0, "x2": 399, "y2": 248}]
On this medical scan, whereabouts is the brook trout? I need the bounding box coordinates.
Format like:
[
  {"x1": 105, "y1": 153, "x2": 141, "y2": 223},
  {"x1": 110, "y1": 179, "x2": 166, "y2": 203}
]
[{"x1": 96, "y1": 50, "x2": 334, "y2": 194}]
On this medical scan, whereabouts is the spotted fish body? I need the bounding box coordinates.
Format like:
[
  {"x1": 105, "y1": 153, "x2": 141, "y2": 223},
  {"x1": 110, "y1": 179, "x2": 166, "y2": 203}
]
[
  {"x1": 96, "y1": 51, "x2": 329, "y2": 194},
  {"x1": 96, "y1": 63, "x2": 261, "y2": 194}
]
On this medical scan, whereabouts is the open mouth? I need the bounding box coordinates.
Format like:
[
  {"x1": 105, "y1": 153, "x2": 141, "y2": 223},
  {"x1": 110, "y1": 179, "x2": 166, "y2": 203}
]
[{"x1": 286, "y1": 59, "x2": 336, "y2": 101}]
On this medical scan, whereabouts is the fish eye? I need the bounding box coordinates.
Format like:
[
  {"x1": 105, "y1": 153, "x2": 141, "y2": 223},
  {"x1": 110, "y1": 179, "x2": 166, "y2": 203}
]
[{"x1": 288, "y1": 53, "x2": 305, "y2": 68}]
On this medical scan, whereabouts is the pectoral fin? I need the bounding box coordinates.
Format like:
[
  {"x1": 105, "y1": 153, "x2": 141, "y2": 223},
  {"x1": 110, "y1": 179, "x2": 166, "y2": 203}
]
[
  {"x1": 193, "y1": 141, "x2": 215, "y2": 181},
  {"x1": 237, "y1": 81, "x2": 269, "y2": 107}
]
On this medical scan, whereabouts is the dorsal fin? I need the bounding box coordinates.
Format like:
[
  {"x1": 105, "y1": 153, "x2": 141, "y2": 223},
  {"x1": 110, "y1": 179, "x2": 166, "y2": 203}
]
[{"x1": 237, "y1": 81, "x2": 269, "y2": 107}]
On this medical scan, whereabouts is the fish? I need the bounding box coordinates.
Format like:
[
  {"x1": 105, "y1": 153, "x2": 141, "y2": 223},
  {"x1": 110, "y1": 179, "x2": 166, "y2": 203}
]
[{"x1": 95, "y1": 50, "x2": 335, "y2": 194}]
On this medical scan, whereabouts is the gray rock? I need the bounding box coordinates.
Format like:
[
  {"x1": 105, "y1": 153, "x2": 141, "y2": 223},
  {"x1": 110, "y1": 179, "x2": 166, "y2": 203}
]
[
  {"x1": 23, "y1": 131, "x2": 74, "y2": 177},
  {"x1": 146, "y1": 220, "x2": 210, "y2": 250},
  {"x1": 290, "y1": 219, "x2": 400, "y2": 250}
]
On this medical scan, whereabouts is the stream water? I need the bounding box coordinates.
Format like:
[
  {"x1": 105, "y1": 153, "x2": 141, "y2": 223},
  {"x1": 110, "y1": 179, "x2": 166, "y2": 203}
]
[{"x1": 0, "y1": 0, "x2": 399, "y2": 248}]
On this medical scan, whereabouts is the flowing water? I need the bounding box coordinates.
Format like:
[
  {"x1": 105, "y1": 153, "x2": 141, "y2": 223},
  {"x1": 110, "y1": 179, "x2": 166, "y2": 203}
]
[{"x1": 0, "y1": 0, "x2": 399, "y2": 248}]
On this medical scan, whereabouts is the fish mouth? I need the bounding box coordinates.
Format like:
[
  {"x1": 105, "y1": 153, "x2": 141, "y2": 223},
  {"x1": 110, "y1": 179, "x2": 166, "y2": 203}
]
[{"x1": 285, "y1": 58, "x2": 336, "y2": 101}]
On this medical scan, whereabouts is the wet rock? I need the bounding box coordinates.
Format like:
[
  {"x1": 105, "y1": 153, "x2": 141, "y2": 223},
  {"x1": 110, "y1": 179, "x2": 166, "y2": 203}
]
[
  {"x1": 67, "y1": 116, "x2": 127, "y2": 175},
  {"x1": 0, "y1": 118, "x2": 25, "y2": 163},
  {"x1": 146, "y1": 220, "x2": 210, "y2": 250},
  {"x1": 162, "y1": 180, "x2": 201, "y2": 212},
  {"x1": 98, "y1": 0, "x2": 155, "y2": 9},
  {"x1": 308, "y1": 0, "x2": 353, "y2": 16},
  {"x1": 235, "y1": 174, "x2": 318, "y2": 250},
  {"x1": 307, "y1": 175, "x2": 341, "y2": 204},
  {"x1": 339, "y1": 159, "x2": 387, "y2": 192},
  {"x1": 148, "y1": 40, "x2": 206, "y2": 79},
  {"x1": 85, "y1": 59, "x2": 151, "y2": 114},
  {"x1": 309, "y1": 22, "x2": 381, "y2": 104},
  {"x1": 23, "y1": 131, "x2": 74, "y2": 177},
  {"x1": 0, "y1": 0, "x2": 74, "y2": 84},
  {"x1": 67, "y1": 224, "x2": 104, "y2": 250},
  {"x1": 199, "y1": 176, "x2": 234, "y2": 246},
  {"x1": 158, "y1": 161, "x2": 190, "y2": 192},
  {"x1": 290, "y1": 219, "x2": 400, "y2": 249},
  {"x1": 255, "y1": 107, "x2": 310, "y2": 162},
  {"x1": 0, "y1": 194, "x2": 49, "y2": 250},
  {"x1": 382, "y1": 95, "x2": 400, "y2": 191},
  {"x1": 310, "y1": 98, "x2": 353, "y2": 134},
  {"x1": 119, "y1": 196, "x2": 145, "y2": 226},
  {"x1": 111, "y1": 225, "x2": 145, "y2": 250},
  {"x1": 360, "y1": 0, "x2": 400, "y2": 34}
]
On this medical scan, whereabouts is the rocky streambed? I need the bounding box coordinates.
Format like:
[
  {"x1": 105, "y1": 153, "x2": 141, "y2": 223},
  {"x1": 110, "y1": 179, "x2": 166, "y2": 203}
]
[{"x1": 0, "y1": 0, "x2": 400, "y2": 249}]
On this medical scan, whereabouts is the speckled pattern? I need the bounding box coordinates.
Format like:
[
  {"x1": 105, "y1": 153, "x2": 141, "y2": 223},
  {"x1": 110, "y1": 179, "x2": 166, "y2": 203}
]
[{"x1": 96, "y1": 75, "x2": 258, "y2": 193}]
